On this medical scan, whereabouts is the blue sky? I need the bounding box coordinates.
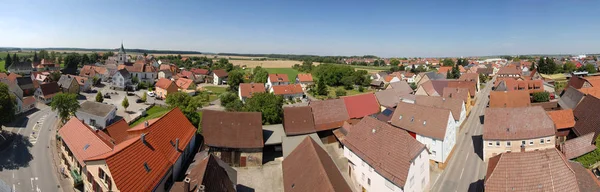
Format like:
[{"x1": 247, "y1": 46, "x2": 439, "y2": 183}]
[{"x1": 1, "y1": 0, "x2": 599, "y2": 57}]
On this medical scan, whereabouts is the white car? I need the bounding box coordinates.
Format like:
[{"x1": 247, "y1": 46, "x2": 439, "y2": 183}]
[{"x1": 147, "y1": 91, "x2": 156, "y2": 97}]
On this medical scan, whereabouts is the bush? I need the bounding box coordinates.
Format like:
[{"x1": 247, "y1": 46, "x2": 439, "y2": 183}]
[
  {"x1": 335, "y1": 88, "x2": 347, "y2": 98},
  {"x1": 358, "y1": 86, "x2": 365, "y2": 92},
  {"x1": 532, "y1": 92, "x2": 550, "y2": 102}
]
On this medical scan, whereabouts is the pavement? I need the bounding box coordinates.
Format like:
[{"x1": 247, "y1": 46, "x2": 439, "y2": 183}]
[
  {"x1": 79, "y1": 84, "x2": 153, "y2": 122},
  {"x1": 0, "y1": 104, "x2": 64, "y2": 192},
  {"x1": 235, "y1": 161, "x2": 284, "y2": 192},
  {"x1": 429, "y1": 77, "x2": 495, "y2": 192}
]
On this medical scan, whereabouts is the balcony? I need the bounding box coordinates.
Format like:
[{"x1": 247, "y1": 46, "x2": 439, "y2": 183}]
[{"x1": 70, "y1": 169, "x2": 83, "y2": 186}]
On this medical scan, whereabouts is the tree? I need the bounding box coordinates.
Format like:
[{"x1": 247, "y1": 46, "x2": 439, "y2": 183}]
[
  {"x1": 96, "y1": 91, "x2": 104, "y2": 102},
  {"x1": 451, "y1": 64, "x2": 461, "y2": 79},
  {"x1": 143, "y1": 53, "x2": 148, "y2": 57},
  {"x1": 132, "y1": 76, "x2": 139, "y2": 84},
  {"x1": 0, "y1": 83, "x2": 16, "y2": 131},
  {"x1": 165, "y1": 92, "x2": 206, "y2": 126},
  {"x1": 316, "y1": 79, "x2": 328, "y2": 96},
  {"x1": 244, "y1": 93, "x2": 284, "y2": 124},
  {"x1": 252, "y1": 66, "x2": 269, "y2": 83},
  {"x1": 479, "y1": 73, "x2": 487, "y2": 83},
  {"x1": 219, "y1": 92, "x2": 244, "y2": 111},
  {"x1": 390, "y1": 59, "x2": 400, "y2": 66},
  {"x1": 358, "y1": 86, "x2": 365, "y2": 92},
  {"x1": 81, "y1": 54, "x2": 90, "y2": 66},
  {"x1": 537, "y1": 57, "x2": 547, "y2": 74},
  {"x1": 341, "y1": 76, "x2": 354, "y2": 90},
  {"x1": 583, "y1": 64, "x2": 598, "y2": 73},
  {"x1": 442, "y1": 58, "x2": 455, "y2": 66},
  {"x1": 92, "y1": 76, "x2": 99, "y2": 85},
  {"x1": 4, "y1": 54, "x2": 12, "y2": 70},
  {"x1": 335, "y1": 88, "x2": 347, "y2": 97},
  {"x1": 33, "y1": 51, "x2": 39, "y2": 63},
  {"x1": 141, "y1": 92, "x2": 147, "y2": 102},
  {"x1": 90, "y1": 52, "x2": 99, "y2": 62},
  {"x1": 50, "y1": 93, "x2": 80, "y2": 123},
  {"x1": 49, "y1": 71, "x2": 62, "y2": 82},
  {"x1": 446, "y1": 70, "x2": 453, "y2": 79},
  {"x1": 409, "y1": 82, "x2": 417, "y2": 90},
  {"x1": 227, "y1": 70, "x2": 244, "y2": 91},
  {"x1": 530, "y1": 61, "x2": 536, "y2": 71},
  {"x1": 122, "y1": 97, "x2": 129, "y2": 111},
  {"x1": 12, "y1": 53, "x2": 19, "y2": 63},
  {"x1": 64, "y1": 53, "x2": 81, "y2": 69},
  {"x1": 563, "y1": 61, "x2": 577, "y2": 73},
  {"x1": 532, "y1": 92, "x2": 550, "y2": 102},
  {"x1": 38, "y1": 50, "x2": 49, "y2": 60},
  {"x1": 546, "y1": 58, "x2": 557, "y2": 74},
  {"x1": 410, "y1": 64, "x2": 416, "y2": 73}
]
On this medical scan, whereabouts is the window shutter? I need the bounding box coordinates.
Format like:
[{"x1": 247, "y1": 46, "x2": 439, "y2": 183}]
[{"x1": 98, "y1": 168, "x2": 101, "y2": 178}]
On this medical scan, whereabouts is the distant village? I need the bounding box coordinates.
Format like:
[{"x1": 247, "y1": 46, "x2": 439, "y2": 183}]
[{"x1": 1, "y1": 44, "x2": 600, "y2": 192}]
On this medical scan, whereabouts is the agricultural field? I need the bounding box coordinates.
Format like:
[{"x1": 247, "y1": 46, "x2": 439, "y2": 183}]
[
  {"x1": 0, "y1": 61, "x2": 5, "y2": 72},
  {"x1": 311, "y1": 86, "x2": 374, "y2": 100},
  {"x1": 265, "y1": 68, "x2": 301, "y2": 81},
  {"x1": 230, "y1": 59, "x2": 319, "y2": 68}
]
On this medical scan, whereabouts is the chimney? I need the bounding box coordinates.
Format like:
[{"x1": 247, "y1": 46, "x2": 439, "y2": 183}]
[
  {"x1": 141, "y1": 133, "x2": 147, "y2": 145},
  {"x1": 175, "y1": 138, "x2": 180, "y2": 151},
  {"x1": 144, "y1": 121, "x2": 149, "y2": 127},
  {"x1": 183, "y1": 177, "x2": 191, "y2": 192}
]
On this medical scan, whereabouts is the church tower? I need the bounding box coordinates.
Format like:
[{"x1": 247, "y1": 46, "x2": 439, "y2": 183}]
[{"x1": 117, "y1": 42, "x2": 127, "y2": 64}]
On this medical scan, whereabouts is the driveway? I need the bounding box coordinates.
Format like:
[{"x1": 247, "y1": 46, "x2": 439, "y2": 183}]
[
  {"x1": 429, "y1": 77, "x2": 495, "y2": 192},
  {"x1": 235, "y1": 161, "x2": 283, "y2": 192}
]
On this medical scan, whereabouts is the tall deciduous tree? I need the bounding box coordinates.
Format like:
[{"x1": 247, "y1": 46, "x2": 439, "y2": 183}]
[
  {"x1": 537, "y1": 57, "x2": 547, "y2": 74},
  {"x1": 81, "y1": 54, "x2": 90, "y2": 66},
  {"x1": 252, "y1": 66, "x2": 269, "y2": 83},
  {"x1": 122, "y1": 97, "x2": 129, "y2": 111},
  {"x1": 165, "y1": 92, "x2": 206, "y2": 126},
  {"x1": 244, "y1": 92, "x2": 284, "y2": 124},
  {"x1": 0, "y1": 83, "x2": 16, "y2": 131},
  {"x1": 227, "y1": 70, "x2": 244, "y2": 91},
  {"x1": 51, "y1": 93, "x2": 80, "y2": 123},
  {"x1": 219, "y1": 92, "x2": 243, "y2": 111},
  {"x1": 90, "y1": 52, "x2": 99, "y2": 63},
  {"x1": 316, "y1": 79, "x2": 328, "y2": 96},
  {"x1": 390, "y1": 59, "x2": 400, "y2": 66}
]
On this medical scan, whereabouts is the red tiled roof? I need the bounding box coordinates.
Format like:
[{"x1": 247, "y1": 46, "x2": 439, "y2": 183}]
[
  {"x1": 546, "y1": 109, "x2": 575, "y2": 130},
  {"x1": 342, "y1": 93, "x2": 380, "y2": 119},
  {"x1": 497, "y1": 66, "x2": 522, "y2": 75},
  {"x1": 104, "y1": 119, "x2": 132, "y2": 144},
  {"x1": 579, "y1": 87, "x2": 600, "y2": 99},
  {"x1": 212, "y1": 69, "x2": 228, "y2": 78},
  {"x1": 309, "y1": 99, "x2": 350, "y2": 131},
  {"x1": 489, "y1": 90, "x2": 531, "y2": 108},
  {"x1": 458, "y1": 73, "x2": 478, "y2": 82},
  {"x1": 159, "y1": 64, "x2": 171, "y2": 71},
  {"x1": 268, "y1": 73, "x2": 289, "y2": 83},
  {"x1": 485, "y1": 148, "x2": 579, "y2": 192},
  {"x1": 583, "y1": 76, "x2": 600, "y2": 87},
  {"x1": 22, "y1": 96, "x2": 36, "y2": 106},
  {"x1": 155, "y1": 78, "x2": 176, "y2": 90},
  {"x1": 341, "y1": 117, "x2": 426, "y2": 188},
  {"x1": 175, "y1": 78, "x2": 194, "y2": 90},
  {"x1": 271, "y1": 84, "x2": 303, "y2": 95},
  {"x1": 415, "y1": 95, "x2": 463, "y2": 121},
  {"x1": 442, "y1": 87, "x2": 470, "y2": 103},
  {"x1": 437, "y1": 66, "x2": 452, "y2": 74},
  {"x1": 201, "y1": 110, "x2": 264, "y2": 149},
  {"x1": 297, "y1": 73, "x2": 313, "y2": 82},
  {"x1": 239, "y1": 83, "x2": 266, "y2": 98},
  {"x1": 190, "y1": 68, "x2": 209, "y2": 75},
  {"x1": 483, "y1": 106, "x2": 555, "y2": 140},
  {"x1": 283, "y1": 106, "x2": 316, "y2": 135},
  {"x1": 447, "y1": 80, "x2": 476, "y2": 96},
  {"x1": 568, "y1": 161, "x2": 600, "y2": 192},
  {"x1": 39, "y1": 82, "x2": 60, "y2": 98},
  {"x1": 58, "y1": 118, "x2": 113, "y2": 166},
  {"x1": 573, "y1": 96, "x2": 600, "y2": 139},
  {"x1": 86, "y1": 108, "x2": 197, "y2": 192},
  {"x1": 562, "y1": 133, "x2": 596, "y2": 159},
  {"x1": 283, "y1": 136, "x2": 352, "y2": 192}
]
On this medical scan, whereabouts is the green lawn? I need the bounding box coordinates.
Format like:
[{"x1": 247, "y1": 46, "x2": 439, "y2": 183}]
[
  {"x1": 203, "y1": 86, "x2": 227, "y2": 94},
  {"x1": 265, "y1": 68, "x2": 300, "y2": 82},
  {"x1": 311, "y1": 86, "x2": 373, "y2": 99},
  {"x1": 0, "y1": 61, "x2": 5, "y2": 72},
  {"x1": 130, "y1": 106, "x2": 170, "y2": 126}
]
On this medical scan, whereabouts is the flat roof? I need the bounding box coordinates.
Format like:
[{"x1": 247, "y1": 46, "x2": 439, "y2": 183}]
[
  {"x1": 263, "y1": 124, "x2": 285, "y2": 145},
  {"x1": 282, "y1": 134, "x2": 323, "y2": 158},
  {"x1": 78, "y1": 101, "x2": 117, "y2": 117}
]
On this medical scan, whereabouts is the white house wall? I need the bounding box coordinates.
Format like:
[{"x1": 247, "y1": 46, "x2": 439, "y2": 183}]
[{"x1": 415, "y1": 113, "x2": 456, "y2": 163}]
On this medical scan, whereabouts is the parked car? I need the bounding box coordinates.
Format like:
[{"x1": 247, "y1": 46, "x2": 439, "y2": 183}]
[
  {"x1": 104, "y1": 94, "x2": 111, "y2": 99},
  {"x1": 147, "y1": 91, "x2": 156, "y2": 97},
  {"x1": 127, "y1": 92, "x2": 135, "y2": 96},
  {"x1": 136, "y1": 98, "x2": 144, "y2": 103}
]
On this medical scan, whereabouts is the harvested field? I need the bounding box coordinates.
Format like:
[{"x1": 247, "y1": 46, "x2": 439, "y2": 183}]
[{"x1": 230, "y1": 59, "x2": 319, "y2": 68}]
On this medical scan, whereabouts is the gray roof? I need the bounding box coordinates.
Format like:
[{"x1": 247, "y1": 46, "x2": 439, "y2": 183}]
[
  {"x1": 77, "y1": 101, "x2": 116, "y2": 117},
  {"x1": 8, "y1": 62, "x2": 32, "y2": 71},
  {"x1": 116, "y1": 69, "x2": 130, "y2": 78},
  {"x1": 16, "y1": 77, "x2": 34, "y2": 90},
  {"x1": 558, "y1": 86, "x2": 584, "y2": 109},
  {"x1": 263, "y1": 124, "x2": 285, "y2": 145},
  {"x1": 424, "y1": 71, "x2": 445, "y2": 80},
  {"x1": 57, "y1": 75, "x2": 75, "y2": 89},
  {"x1": 388, "y1": 81, "x2": 413, "y2": 94},
  {"x1": 282, "y1": 134, "x2": 323, "y2": 158}
]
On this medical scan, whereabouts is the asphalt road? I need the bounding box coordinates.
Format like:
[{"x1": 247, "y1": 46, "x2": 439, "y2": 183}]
[
  {"x1": 430, "y1": 77, "x2": 495, "y2": 192},
  {"x1": 0, "y1": 105, "x2": 62, "y2": 192}
]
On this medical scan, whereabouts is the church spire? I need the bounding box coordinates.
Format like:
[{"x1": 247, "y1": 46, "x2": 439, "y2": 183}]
[{"x1": 119, "y1": 41, "x2": 126, "y2": 54}]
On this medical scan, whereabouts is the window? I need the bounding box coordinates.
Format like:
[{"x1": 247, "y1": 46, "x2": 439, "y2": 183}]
[
  {"x1": 399, "y1": 115, "x2": 403, "y2": 120},
  {"x1": 488, "y1": 142, "x2": 493, "y2": 146},
  {"x1": 423, "y1": 121, "x2": 427, "y2": 125},
  {"x1": 496, "y1": 141, "x2": 500, "y2": 146},
  {"x1": 529, "y1": 140, "x2": 534, "y2": 145},
  {"x1": 362, "y1": 173, "x2": 365, "y2": 181},
  {"x1": 540, "y1": 139, "x2": 545, "y2": 144},
  {"x1": 522, "y1": 141, "x2": 526, "y2": 146},
  {"x1": 98, "y1": 168, "x2": 105, "y2": 181},
  {"x1": 431, "y1": 151, "x2": 436, "y2": 156},
  {"x1": 411, "y1": 117, "x2": 414, "y2": 122},
  {"x1": 547, "y1": 139, "x2": 551, "y2": 143},
  {"x1": 368, "y1": 178, "x2": 371, "y2": 185},
  {"x1": 506, "y1": 141, "x2": 511, "y2": 147}
]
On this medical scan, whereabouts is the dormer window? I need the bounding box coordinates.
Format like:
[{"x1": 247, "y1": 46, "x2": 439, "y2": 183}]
[
  {"x1": 423, "y1": 121, "x2": 426, "y2": 125},
  {"x1": 411, "y1": 117, "x2": 414, "y2": 122},
  {"x1": 399, "y1": 115, "x2": 403, "y2": 120}
]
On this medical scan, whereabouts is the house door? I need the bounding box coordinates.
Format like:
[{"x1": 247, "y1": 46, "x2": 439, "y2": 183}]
[{"x1": 240, "y1": 156, "x2": 247, "y2": 167}]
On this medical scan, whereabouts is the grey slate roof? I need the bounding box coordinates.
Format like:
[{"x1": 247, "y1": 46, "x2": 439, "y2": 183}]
[
  {"x1": 558, "y1": 87, "x2": 584, "y2": 109},
  {"x1": 8, "y1": 62, "x2": 32, "y2": 71},
  {"x1": 116, "y1": 69, "x2": 131, "y2": 78},
  {"x1": 57, "y1": 75, "x2": 75, "y2": 89},
  {"x1": 424, "y1": 71, "x2": 445, "y2": 80},
  {"x1": 78, "y1": 101, "x2": 117, "y2": 117},
  {"x1": 262, "y1": 124, "x2": 285, "y2": 145},
  {"x1": 16, "y1": 77, "x2": 34, "y2": 90}
]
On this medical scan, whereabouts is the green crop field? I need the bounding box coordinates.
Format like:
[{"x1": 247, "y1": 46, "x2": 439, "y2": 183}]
[
  {"x1": 0, "y1": 61, "x2": 5, "y2": 72},
  {"x1": 265, "y1": 68, "x2": 301, "y2": 82}
]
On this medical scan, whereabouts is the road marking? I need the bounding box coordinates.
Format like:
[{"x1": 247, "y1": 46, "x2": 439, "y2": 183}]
[
  {"x1": 459, "y1": 168, "x2": 465, "y2": 179},
  {"x1": 465, "y1": 153, "x2": 470, "y2": 161},
  {"x1": 30, "y1": 178, "x2": 34, "y2": 188},
  {"x1": 12, "y1": 184, "x2": 15, "y2": 192},
  {"x1": 12, "y1": 172, "x2": 14, "y2": 178}
]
